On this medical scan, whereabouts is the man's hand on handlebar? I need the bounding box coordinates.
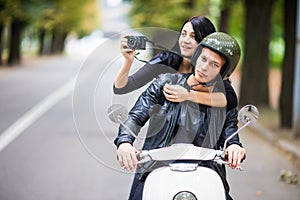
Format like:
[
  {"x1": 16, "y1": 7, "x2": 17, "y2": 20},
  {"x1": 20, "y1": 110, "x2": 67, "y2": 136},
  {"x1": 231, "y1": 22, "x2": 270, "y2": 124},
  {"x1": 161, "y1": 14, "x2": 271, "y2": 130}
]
[
  {"x1": 225, "y1": 144, "x2": 246, "y2": 170},
  {"x1": 117, "y1": 143, "x2": 139, "y2": 171}
]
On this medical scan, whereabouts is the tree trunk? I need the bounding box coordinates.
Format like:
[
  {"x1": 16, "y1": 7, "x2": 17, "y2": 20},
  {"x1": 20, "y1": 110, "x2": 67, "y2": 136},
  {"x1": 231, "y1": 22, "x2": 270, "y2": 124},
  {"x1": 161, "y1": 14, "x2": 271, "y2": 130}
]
[
  {"x1": 8, "y1": 19, "x2": 24, "y2": 66},
  {"x1": 219, "y1": 0, "x2": 231, "y2": 32},
  {"x1": 38, "y1": 28, "x2": 46, "y2": 56},
  {"x1": 219, "y1": 8, "x2": 230, "y2": 32},
  {"x1": 240, "y1": 0, "x2": 275, "y2": 107},
  {"x1": 50, "y1": 29, "x2": 67, "y2": 54},
  {"x1": 0, "y1": 24, "x2": 3, "y2": 65},
  {"x1": 279, "y1": 0, "x2": 297, "y2": 129},
  {"x1": 185, "y1": 0, "x2": 194, "y2": 8},
  {"x1": 59, "y1": 32, "x2": 67, "y2": 53}
]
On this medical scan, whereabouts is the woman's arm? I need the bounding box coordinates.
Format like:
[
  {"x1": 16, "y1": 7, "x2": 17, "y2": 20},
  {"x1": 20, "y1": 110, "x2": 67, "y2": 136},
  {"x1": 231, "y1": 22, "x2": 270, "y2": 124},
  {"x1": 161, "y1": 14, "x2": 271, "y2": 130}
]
[
  {"x1": 163, "y1": 84, "x2": 227, "y2": 107},
  {"x1": 114, "y1": 59, "x2": 133, "y2": 89},
  {"x1": 189, "y1": 90, "x2": 227, "y2": 107},
  {"x1": 113, "y1": 62, "x2": 167, "y2": 94},
  {"x1": 113, "y1": 51, "x2": 180, "y2": 94},
  {"x1": 114, "y1": 36, "x2": 136, "y2": 89},
  {"x1": 163, "y1": 79, "x2": 237, "y2": 108}
]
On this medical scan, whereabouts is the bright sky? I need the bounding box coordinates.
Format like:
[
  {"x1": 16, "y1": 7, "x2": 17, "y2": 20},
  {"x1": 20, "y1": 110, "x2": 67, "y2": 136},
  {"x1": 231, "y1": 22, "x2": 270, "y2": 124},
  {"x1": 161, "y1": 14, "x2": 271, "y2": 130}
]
[{"x1": 106, "y1": 0, "x2": 122, "y2": 7}]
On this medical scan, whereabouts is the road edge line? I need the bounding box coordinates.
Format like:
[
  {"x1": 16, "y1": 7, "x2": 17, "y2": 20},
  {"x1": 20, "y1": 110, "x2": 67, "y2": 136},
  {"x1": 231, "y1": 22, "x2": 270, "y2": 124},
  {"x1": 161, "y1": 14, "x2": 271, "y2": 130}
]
[{"x1": 0, "y1": 78, "x2": 75, "y2": 152}]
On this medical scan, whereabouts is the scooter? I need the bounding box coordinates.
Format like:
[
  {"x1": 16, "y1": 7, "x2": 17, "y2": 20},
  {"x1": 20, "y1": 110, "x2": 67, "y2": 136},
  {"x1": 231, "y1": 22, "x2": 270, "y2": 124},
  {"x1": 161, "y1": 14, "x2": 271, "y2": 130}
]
[{"x1": 108, "y1": 104, "x2": 259, "y2": 200}]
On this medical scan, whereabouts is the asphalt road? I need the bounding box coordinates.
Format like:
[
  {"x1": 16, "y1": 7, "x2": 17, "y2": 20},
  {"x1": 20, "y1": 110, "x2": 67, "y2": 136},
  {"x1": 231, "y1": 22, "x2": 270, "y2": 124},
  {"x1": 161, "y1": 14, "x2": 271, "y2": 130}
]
[{"x1": 0, "y1": 48, "x2": 299, "y2": 200}]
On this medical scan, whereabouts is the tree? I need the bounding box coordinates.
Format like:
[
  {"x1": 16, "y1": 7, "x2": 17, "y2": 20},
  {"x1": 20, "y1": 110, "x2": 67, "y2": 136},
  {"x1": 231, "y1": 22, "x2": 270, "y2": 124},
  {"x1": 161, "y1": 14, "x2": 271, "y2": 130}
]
[
  {"x1": 239, "y1": 0, "x2": 275, "y2": 107},
  {"x1": 0, "y1": 0, "x2": 100, "y2": 64},
  {"x1": 129, "y1": 0, "x2": 212, "y2": 30},
  {"x1": 219, "y1": 0, "x2": 234, "y2": 32},
  {"x1": 279, "y1": 0, "x2": 297, "y2": 129},
  {"x1": 1, "y1": 0, "x2": 40, "y2": 65},
  {"x1": 36, "y1": 0, "x2": 99, "y2": 55},
  {"x1": 35, "y1": 2, "x2": 56, "y2": 55},
  {"x1": 7, "y1": 18, "x2": 26, "y2": 65},
  {"x1": 0, "y1": 0, "x2": 7, "y2": 65},
  {"x1": 0, "y1": 23, "x2": 3, "y2": 65},
  {"x1": 6, "y1": 0, "x2": 30, "y2": 65}
]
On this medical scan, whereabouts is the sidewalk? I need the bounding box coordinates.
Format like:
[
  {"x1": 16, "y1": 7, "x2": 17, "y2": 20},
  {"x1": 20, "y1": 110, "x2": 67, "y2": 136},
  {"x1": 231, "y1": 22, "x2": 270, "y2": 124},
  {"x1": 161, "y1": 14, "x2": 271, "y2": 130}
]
[
  {"x1": 252, "y1": 108, "x2": 300, "y2": 168},
  {"x1": 231, "y1": 69, "x2": 300, "y2": 169}
]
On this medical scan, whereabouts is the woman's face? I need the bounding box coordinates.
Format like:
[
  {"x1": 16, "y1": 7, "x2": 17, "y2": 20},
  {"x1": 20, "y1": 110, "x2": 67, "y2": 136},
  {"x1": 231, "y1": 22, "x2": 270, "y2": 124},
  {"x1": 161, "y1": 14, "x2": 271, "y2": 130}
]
[{"x1": 178, "y1": 22, "x2": 199, "y2": 58}]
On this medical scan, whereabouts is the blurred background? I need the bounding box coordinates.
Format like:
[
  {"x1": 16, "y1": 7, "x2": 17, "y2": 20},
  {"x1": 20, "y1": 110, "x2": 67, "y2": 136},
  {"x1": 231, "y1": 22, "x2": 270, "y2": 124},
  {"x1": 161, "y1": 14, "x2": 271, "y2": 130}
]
[
  {"x1": 0, "y1": 0, "x2": 299, "y2": 199},
  {"x1": 0, "y1": 0, "x2": 299, "y2": 134}
]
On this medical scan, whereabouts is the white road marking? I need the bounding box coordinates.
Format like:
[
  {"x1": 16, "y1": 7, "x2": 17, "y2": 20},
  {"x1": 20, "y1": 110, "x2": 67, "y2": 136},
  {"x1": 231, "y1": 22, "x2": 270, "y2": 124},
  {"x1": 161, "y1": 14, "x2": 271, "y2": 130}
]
[{"x1": 0, "y1": 78, "x2": 75, "y2": 152}]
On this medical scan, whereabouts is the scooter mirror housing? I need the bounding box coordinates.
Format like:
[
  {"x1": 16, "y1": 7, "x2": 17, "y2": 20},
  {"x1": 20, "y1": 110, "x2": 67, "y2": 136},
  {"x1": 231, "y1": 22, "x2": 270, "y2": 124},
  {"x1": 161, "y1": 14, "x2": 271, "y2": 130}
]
[
  {"x1": 238, "y1": 105, "x2": 259, "y2": 125},
  {"x1": 107, "y1": 104, "x2": 138, "y2": 138},
  {"x1": 223, "y1": 104, "x2": 259, "y2": 151},
  {"x1": 107, "y1": 104, "x2": 128, "y2": 123}
]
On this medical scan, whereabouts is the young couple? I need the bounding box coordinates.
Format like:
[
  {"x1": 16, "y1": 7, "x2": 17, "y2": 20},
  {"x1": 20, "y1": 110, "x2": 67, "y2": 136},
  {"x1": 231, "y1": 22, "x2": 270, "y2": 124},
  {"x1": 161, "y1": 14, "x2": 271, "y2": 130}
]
[{"x1": 113, "y1": 16, "x2": 244, "y2": 200}]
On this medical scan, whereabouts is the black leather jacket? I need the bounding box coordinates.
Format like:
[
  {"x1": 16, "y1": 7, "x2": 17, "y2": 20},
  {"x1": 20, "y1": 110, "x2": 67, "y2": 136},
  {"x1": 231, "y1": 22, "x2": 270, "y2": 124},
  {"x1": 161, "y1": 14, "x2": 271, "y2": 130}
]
[{"x1": 114, "y1": 73, "x2": 242, "y2": 149}]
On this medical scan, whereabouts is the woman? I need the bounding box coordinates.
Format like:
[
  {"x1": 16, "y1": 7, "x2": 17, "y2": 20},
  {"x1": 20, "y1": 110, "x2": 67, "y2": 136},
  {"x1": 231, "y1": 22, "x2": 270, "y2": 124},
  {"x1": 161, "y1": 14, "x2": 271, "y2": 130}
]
[{"x1": 113, "y1": 16, "x2": 237, "y2": 109}]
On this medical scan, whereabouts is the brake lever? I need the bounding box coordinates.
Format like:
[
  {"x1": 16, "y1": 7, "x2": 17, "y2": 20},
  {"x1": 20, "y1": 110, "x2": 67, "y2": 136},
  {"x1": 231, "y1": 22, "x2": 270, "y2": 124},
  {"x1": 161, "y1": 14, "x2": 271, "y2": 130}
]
[
  {"x1": 137, "y1": 151, "x2": 152, "y2": 164},
  {"x1": 214, "y1": 153, "x2": 243, "y2": 171}
]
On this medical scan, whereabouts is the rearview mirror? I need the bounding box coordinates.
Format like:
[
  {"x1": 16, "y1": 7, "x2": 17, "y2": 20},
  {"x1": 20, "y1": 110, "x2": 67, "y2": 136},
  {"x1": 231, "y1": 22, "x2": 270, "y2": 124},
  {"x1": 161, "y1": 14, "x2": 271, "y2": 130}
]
[
  {"x1": 107, "y1": 104, "x2": 128, "y2": 123},
  {"x1": 238, "y1": 105, "x2": 259, "y2": 125},
  {"x1": 223, "y1": 105, "x2": 259, "y2": 151},
  {"x1": 107, "y1": 104, "x2": 138, "y2": 138}
]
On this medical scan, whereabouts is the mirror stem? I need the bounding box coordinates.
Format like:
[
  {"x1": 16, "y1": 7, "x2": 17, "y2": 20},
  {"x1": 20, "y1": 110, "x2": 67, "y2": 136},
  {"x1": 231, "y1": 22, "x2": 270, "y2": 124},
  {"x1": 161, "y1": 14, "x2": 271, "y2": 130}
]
[{"x1": 223, "y1": 120, "x2": 251, "y2": 152}]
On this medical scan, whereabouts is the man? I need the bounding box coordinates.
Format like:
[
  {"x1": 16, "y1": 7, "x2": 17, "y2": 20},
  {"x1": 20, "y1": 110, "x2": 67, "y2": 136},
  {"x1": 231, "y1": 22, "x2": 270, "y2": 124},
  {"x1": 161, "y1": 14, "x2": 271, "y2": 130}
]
[{"x1": 114, "y1": 32, "x2": 244, "y2": 200}]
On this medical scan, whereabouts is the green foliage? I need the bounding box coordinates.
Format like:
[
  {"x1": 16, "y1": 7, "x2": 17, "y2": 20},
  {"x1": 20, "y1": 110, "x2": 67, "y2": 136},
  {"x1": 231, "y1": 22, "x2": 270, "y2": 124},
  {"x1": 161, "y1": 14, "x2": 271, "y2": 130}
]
[
  {"x1": 215, "y1": 0, "x2": 284, "y2": 69},
  {"x1": 0, "y1": 0, "x2": 100, "y2": 35},
  {"x1": 270, "y1": 0, "x2": 284, "y2": 68},
  {"x1": 129, "y1": 0, "x2": 211, "y2": 31},
  {"x1": 0, "y1": 0, "x2": 53, "y2": 25},
  {"x1": 224, "y1": 0, "x2": 245, "y2": 67},
  {"x1": 227, "y1": 0, "x2": 244, "y2": 36},
  {"x1": 227, "y1": 0, "x2": 284, "y2": 69},
  {"x1": 0, "y1": 0, "x2": 32, "y2": 23},
  {"x1": 269, "y1": 37, "x2": 284, "y2": 68},
  {"x1": 128, "y1": 0, "x2": 284, "y2": 71},
  {"x1": 36, "y1": 0, "x2": 87, "y2": 33},
  {"x1": 0, "y1": 0, "x2": 100, "y2": 59},
  {"x1": 74, "y1": 0, "x2": 100, "y2": 37}
]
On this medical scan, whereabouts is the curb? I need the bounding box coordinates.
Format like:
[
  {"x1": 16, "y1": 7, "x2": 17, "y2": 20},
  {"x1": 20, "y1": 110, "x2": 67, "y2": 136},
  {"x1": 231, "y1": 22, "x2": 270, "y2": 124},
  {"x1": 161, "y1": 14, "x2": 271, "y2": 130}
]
[{"x1": 252, "y1": 123, "x2": 300, "y2": 160}]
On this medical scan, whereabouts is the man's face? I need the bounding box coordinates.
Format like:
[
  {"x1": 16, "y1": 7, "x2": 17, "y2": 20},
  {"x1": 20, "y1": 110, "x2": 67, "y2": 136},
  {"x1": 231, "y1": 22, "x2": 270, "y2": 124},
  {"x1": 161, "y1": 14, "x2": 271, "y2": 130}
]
[
  {"x1": 194, "y1": 47, "x2": 226, "y2": 83},
  {"x1": 178, "y1": 22, "x2": 199, "y2": 58}
]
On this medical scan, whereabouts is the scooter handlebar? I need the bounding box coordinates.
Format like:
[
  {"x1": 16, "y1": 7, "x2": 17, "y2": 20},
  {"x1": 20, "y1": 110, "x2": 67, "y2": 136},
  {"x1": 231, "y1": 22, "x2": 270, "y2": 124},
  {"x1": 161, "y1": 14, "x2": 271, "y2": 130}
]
[
  {"x1": 138, "y1": 144, "x2": 243, "y2": 170},
  {"x1": 138, "y1": 144, "x2": 222, "y2": 163}
]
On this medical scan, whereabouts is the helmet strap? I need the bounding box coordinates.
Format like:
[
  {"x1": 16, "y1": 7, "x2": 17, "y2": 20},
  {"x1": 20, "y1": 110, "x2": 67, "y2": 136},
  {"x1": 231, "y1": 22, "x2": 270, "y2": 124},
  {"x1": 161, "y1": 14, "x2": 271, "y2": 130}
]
[{"x1": 190, "y1": 78, "x2": 217, "y2": 89}]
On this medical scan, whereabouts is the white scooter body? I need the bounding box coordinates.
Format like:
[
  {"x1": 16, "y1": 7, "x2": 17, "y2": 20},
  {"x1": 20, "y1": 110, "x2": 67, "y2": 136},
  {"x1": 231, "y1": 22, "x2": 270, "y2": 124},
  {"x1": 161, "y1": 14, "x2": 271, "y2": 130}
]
[
  {"x1": 143, "y1": 164, "x2": 226, "y2": 200},
  {"x1": 139, "y1": 143, "x2": 226, "y2": 200}
]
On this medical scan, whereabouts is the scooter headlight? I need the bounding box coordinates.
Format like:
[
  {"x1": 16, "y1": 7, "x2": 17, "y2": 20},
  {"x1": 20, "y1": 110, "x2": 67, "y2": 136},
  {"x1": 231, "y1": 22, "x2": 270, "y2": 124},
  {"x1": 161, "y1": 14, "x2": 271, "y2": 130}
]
[{"x1": 173, "y1": 191, "x2": 197, "y2": 200}]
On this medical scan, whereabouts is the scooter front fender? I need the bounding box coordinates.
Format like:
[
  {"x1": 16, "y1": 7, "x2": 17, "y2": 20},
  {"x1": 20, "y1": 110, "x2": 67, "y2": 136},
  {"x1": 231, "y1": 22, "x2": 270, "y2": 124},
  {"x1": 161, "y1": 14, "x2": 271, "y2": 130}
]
[{"x1": 143, "y1": 166, "x2": 226, "y2": 200}]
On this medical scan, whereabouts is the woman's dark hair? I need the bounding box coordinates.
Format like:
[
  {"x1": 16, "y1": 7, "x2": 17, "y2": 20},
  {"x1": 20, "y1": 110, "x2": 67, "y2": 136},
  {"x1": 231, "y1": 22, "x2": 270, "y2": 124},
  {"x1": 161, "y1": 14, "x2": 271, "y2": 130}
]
[
  {"x1": 187, "y1": 16, "x2": 216, "y2": 43},
  {"x1": 172, "y1": 16, "x2": 216, "y2": 52},
  {"x1": 151, "y1": 16, "x2": 216, "y2": 71}
]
